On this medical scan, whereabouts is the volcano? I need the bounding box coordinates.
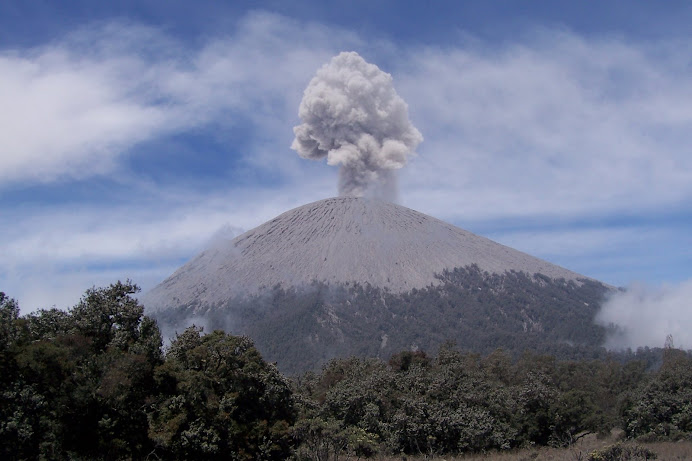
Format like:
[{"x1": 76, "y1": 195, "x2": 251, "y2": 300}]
[
  {"x1": 144, "y1": 196, "x2": 589, "y2": 311},
  {"x1": 144, "y1": 197, "x2": 610, "y2": 373}
]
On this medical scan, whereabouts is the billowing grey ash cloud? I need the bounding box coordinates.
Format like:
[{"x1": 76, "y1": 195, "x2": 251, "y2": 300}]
[{"x1": 292, "y1": 51, "x2": 422, "y2": 202}]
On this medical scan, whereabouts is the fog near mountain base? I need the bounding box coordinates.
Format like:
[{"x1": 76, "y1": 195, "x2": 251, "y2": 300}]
[
  {"x1": 292, "y1": 52, "x2": 422, "y2": 202},
  {"x1": 596, "y1": 279, "x2": 692, "y2": 350}
]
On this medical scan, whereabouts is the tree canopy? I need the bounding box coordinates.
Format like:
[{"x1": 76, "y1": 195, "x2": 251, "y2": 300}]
[{"x1": 1, "y1": 282, "x2": 690, "y2": 460}]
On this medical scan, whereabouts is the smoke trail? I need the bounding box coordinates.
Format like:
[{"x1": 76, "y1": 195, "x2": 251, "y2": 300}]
[
  {"x1": 595, "y1": 279, "x2": 692, "y2": 350},
  {"x1": 292, "y1": 51, "x2": 422, "y2": 201}
]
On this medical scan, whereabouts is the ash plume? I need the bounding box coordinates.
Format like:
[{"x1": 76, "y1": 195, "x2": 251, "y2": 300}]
[{"x1": 292, "y1": 52, "x2": 422, "y2": 201}]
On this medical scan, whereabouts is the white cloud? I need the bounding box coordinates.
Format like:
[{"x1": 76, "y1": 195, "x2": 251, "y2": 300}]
[
  {"x1": 486, "y1": 227, "x2": 657, "y2": 260},
  {"x1": 596, "y1": 279, "x2": 692, "y2": 350},
  {"x1": 5, "y1": 15, "x2": 690, "y2": 216},
  {"x1": 0, "y1": 25, "x2": 177, "y2": 183},
  {"x1": 397, "y1": 33, "x2": 692, "y2": 221},
  {"x1": 2, "y1": 190, "x2": 321, "y2": 267},
  {"x1": 2, "y1": 13, "x2": 691, "y2": 317},
  {"x1": 0, "y1": 13, "x2": 356, "y2": 186}
]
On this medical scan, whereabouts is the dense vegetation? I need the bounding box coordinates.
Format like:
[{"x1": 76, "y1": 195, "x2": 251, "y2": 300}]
[
  {"x1": 2, "y1": 282, "x2": 691, "y2": 460},
  {"x1": 157, "y1": 265, "x2": 614, "y2": 374},
  {"x1": 0, "y1": 284, "x2": 295, "y2": 460}
]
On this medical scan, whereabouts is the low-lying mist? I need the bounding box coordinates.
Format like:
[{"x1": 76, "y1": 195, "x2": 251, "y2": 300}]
[{"x1": 596, "y1": 278, "x2": 692, "y2": 350}]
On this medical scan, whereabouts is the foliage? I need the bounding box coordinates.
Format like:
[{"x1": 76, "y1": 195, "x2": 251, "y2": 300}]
[
  {"x1": 292, "y1": 417, "x2": 374, "y2": 461},
  {"x1": 290, "y1": 343, "x2": 692, "y2": 459},
  {"x1": 148, "y1": 327, "x2": 296, "y2": 460},
  {"x1": 588, "y1": 443, "x2": 657, "y2": 460},
  {"x1": 1, "y1": 282, "x2": 161, "y2": 459},
  {"x1": 291, "y1": 347, "x2": 632, "y2": 458},
  {"x1": 0, "y1": 292, "x2": 21, "y2": 352},
  {"x1": 2, "y1": 280, "x2": 692, "y2": 460},
  {"x1": 0, "y1": 282, "x2": 294, "y2": 461},
  {"x1": 621, "y1": 350, "x2": 692, "y2": 441}
]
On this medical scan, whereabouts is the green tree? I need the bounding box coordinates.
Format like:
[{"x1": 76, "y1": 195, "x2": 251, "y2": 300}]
[
  {"x1": 622, "y1": 350, "x2": 692, "y2": 440},
  {"x1": 149, "y1": 327, "x2": 296, "y2": 460},
  {"x1": 1, "y1": 281, "x2": 163, "y2": 460}
]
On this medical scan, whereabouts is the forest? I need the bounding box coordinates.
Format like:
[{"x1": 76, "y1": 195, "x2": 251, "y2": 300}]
[
  {"x1": 157, "y1": 266, "x2": 620, "y2": 374},
  {"x1": 2, "y1": 282, "x2": 691, "y2": 460}
]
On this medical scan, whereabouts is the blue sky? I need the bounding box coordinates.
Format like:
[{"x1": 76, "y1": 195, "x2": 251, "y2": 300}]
[{"x1": 2, "y1": 0, "x2": 691, "y2": 316}]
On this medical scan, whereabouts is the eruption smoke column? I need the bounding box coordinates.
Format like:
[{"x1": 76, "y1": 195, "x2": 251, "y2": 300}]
[{"x1": 292, "y1": 52, "x2": 422, "y2": 201}]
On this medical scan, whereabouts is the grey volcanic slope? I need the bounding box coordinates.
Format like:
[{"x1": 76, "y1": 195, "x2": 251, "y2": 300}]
[{"x1": 143, "y1": 197, "x2": 589, "y2": 312}]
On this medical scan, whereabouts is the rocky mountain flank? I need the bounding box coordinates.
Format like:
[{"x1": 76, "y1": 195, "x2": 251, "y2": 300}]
[{"x1": 144, "y1": 196, "x2": 590, "y2": 312}]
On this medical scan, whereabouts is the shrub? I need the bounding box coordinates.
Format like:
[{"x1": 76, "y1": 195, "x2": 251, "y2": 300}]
[{"x1": 588, "y1": 442, "x2": 657, "y2": 461}]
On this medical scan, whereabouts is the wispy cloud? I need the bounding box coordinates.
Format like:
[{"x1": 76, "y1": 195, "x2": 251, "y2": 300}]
[
  {"x1": 2, "y1": 12, "x2": 691, "y2": 320},
  {"x1": 398, "y1": 32, "x2": 692, "y2": 221},
  {"x1": 0, "y1": 184, "x2": 328, "y2": 312},
  {"x1": 486, "y1": 224, "x2": 691, "y2": 286},
  {"x1": 0, "y1": 23, "x2": 178, "y2": 184},
  {"x1": 0, "y1": 13, "x2": 357, "y2": 186}
]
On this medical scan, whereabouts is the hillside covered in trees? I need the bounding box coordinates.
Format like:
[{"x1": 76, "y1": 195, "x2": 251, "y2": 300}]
[
  {"x1": 155, "y1": 265, "x2": 614, "y2": 374},
  {"x1": 2, "y1": 282, "x2": 692, "y2": 460}
]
